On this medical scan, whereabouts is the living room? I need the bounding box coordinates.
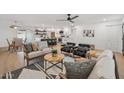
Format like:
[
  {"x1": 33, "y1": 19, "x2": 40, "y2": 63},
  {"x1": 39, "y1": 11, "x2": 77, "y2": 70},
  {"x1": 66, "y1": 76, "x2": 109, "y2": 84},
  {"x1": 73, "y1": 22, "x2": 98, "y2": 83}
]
[
  {"x1": 1, "y1": 0, "x2": 124, "y2": 92},
  {"x1": 0, "y1": 14, "x2": 124, "y2": 79}
]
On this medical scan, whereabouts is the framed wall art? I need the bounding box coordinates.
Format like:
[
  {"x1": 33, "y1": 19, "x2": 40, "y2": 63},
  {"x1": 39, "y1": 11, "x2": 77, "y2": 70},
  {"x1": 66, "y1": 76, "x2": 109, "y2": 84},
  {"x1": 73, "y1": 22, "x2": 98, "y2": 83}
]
[{"x1": 83, "y1": 29, "x2": 95, "y2": 37}]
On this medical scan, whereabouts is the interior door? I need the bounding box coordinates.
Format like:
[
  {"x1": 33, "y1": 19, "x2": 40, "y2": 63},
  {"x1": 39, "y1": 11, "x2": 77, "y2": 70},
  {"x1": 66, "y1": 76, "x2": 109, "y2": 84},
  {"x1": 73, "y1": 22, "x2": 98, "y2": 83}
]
[{"x1": 106, "y1": 25, "x2": 122, "y2": 52}]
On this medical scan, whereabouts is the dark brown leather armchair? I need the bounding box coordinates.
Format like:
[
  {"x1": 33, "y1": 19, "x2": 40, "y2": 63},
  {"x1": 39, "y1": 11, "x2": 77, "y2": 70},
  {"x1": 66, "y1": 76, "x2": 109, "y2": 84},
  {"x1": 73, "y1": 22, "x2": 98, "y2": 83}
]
[
  {"x1": 73, "y1": 44, "x2": 91, "y2": 58},
  {"x1": 61, "y1": 42, "x2": 76, "y2": 53}
]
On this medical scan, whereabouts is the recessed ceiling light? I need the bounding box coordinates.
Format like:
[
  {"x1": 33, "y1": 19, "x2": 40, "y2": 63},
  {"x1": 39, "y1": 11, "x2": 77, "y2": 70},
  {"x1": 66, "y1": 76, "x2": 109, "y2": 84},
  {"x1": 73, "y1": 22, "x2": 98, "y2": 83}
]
[{"x1": 103, "y1": 18, "x2": 107, "y2": 21}]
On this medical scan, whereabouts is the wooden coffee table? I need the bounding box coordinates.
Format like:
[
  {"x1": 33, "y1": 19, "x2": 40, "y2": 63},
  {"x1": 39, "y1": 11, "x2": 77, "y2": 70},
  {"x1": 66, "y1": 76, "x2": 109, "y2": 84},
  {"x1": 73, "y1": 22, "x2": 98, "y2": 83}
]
[{"x1": 44, "y1": 53, "x2": 64, "y2": 72}]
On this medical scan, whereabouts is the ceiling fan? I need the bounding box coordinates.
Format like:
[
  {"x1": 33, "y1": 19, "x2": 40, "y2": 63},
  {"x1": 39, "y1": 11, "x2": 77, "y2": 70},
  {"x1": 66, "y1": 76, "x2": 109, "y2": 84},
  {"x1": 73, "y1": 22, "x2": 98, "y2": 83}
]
[
  {"x1": 56, "y1": 14, "x2": 79, "y2": 23},
  {"x1": 9, "y1": 21, "x2": 41, "y2": 31}
]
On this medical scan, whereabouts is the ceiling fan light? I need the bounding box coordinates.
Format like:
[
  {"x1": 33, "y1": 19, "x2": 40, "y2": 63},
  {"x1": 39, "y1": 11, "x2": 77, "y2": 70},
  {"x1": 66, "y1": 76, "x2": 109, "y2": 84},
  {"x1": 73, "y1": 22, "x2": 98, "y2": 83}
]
[
  {"x1": 14, "y1": 26, "x2": 17, "y2": 29},
  {"x1": 9, "y1": 25, "x2": 17, "y2": 29}
]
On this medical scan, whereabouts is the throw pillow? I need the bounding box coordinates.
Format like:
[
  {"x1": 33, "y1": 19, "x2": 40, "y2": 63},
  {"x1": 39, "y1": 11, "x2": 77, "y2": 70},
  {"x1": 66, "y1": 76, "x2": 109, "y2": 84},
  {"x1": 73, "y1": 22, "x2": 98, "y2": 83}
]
[
  {"x1": 32, "y1": 42, "x2": 38, "y2": 51},
  {"x1": 64, "y1": 60, "x2": 96, "y2": 79},
  {"x1": 37, "y1": 41, "x2": 48, "y2": 49},
  {"x1": 77, "y1": 47, "x2": 87, "y2": 53},
  {"x1": 84, "y1": 47, "x2": 89, "y2": 51},
  {"x1": 24, "y1": 43, "x2": 33, "y2": 53}
]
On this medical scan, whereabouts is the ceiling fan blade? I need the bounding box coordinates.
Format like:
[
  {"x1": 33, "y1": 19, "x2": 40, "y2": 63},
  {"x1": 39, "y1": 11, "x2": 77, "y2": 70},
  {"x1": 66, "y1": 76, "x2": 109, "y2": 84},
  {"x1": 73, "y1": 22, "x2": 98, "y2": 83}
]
[
  {"x1": 56, "y1": 19, "x2": 67, "y2": 21},
  {"x1": 18, "y1": 29, "x2": 27, "y2": 31},
  {"x1": 9, "y1": 25, "x2": 21, "y2": 28},
  {"x1": 42, "y1": 30, "x2": 47, "y2": 32},
  {"x1": 71, "y1": 16, "x2": 79, "y2": 20},
  {"x1": 70, "y1": 20, "x2": 74, "y2": 23}
]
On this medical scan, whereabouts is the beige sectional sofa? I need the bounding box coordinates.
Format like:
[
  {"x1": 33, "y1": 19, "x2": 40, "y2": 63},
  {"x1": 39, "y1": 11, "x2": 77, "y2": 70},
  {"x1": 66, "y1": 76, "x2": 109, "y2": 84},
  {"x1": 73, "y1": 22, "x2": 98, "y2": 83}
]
[
  {"x1": 59, "y1": 50, "x2": 119, "y2": 79},
  {"x1": 88, "y1": 50, "x2": 119, "y2": 79}
]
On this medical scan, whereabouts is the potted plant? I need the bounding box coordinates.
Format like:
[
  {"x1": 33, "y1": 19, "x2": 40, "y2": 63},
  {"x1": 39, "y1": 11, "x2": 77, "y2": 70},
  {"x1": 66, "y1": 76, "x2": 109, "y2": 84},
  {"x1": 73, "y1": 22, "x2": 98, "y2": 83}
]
[{"x1": 51, "y1": 49, "x2": 58, "y2": 57}]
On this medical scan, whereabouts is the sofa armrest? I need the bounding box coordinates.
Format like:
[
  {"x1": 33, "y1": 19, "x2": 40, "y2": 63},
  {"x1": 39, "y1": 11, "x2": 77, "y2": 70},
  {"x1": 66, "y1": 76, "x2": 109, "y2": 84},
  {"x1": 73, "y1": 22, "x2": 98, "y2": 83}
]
[
  {"x1": 59, "y1": 73, "x2": 67, "y2": 79},
  {"x1": 23, "y1": 49, "x2": 29, "y2": 56},
  {"x1": 23, "y1": 46, "x2": 29, "y2": 59},
  {"x1": 113, "y1": 54, "x2": 119, "y2": 79},
  {"x1": 86, "y1": 51, "x2": 90, "y2": 59},
  {"x1": 24, "y1": 52, "x2": 29, "y2": 60},
  {"x1": 24, "y1": 49, "x2": 28, "y2": 53},
  {"x1": 70, "y1": 47, "x2": 74, "y2": 53}
]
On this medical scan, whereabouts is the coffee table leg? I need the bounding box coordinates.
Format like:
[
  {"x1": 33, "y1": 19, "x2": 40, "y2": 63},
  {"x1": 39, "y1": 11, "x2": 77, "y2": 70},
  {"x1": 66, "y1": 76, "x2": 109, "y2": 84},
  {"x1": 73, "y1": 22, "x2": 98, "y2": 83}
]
[
  {"x1": 61, "y1": 60, "x2": 63, "y2": 71},
  {"x1": 44, "y1": 60, "x2": 47, "y2": 72}
]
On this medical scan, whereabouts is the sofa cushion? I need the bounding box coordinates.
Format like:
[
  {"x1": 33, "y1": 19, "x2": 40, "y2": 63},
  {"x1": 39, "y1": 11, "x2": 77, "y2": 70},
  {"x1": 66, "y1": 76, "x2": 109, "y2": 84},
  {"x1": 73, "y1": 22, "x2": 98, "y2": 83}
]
[
  {"x1": 24, "y1": 43, "x2": 33, "y2": 53},
  {"x1": 78, "y1": 44, "x2": 90, "y2": 48},
  {"x1": 67, "y1": 42, "x2": 76, "y2": 46},
  {"x1": 28, "y1": 51, "x2": 44, "y2": 58},
  {"x1": 28, "y1": 48, "x2": 51, "y2": 59},
  {"x1": 61, "y1": 46, "x2": 72, "y2": 52},
  {"x1": 88, "y1": 56, "x2": 116, "y2": 79},
  {"x1": 42, "y1": 48, "x2": 51, "y2": 54},
  {"x1": 64, "y1": 60, "x2": 96, "y2": 79},
  {"x1": 97, "y1": 50, "x2": 113, "y2": 61},
  {"x1": 32, "y1": 42, "x2": 38, "y2": 51},
  {"x1": 77, "y1": 47, "x2": 87, "y2": 52},
  {"x1": 38, "y1": 41, "x2": 48, "y2": 50}
]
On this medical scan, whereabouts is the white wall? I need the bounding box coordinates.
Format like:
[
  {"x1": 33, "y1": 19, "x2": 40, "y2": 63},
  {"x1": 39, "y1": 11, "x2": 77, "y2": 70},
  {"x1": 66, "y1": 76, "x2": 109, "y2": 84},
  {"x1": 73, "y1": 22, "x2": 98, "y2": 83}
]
[
  {"x1": 0, "y1": 18, "x2": 122, "y2": 53},
  {"x1": 0, "y1": 21, "x2": 17, "y2": 47},
  {"x1": 67, "y1": 20, "x2": 122, "y2": 53}
]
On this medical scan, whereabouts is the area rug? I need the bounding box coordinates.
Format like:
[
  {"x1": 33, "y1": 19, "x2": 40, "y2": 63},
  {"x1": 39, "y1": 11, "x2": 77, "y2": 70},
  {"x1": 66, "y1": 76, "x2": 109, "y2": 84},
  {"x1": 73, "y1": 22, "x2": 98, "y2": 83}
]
[
  {"x1": 2, "y1": 61, "x2": 61, "y2": 79},
  {"x1": 2, "y1": 55, "x2": 76, "y2": 79}
]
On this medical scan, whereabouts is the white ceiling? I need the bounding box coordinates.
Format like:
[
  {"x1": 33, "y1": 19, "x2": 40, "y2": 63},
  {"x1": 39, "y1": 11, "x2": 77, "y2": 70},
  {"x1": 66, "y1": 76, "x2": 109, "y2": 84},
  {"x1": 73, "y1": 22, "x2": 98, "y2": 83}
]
[{"x1": 0, "y1": 14, "x2": 123, "y2": 27}]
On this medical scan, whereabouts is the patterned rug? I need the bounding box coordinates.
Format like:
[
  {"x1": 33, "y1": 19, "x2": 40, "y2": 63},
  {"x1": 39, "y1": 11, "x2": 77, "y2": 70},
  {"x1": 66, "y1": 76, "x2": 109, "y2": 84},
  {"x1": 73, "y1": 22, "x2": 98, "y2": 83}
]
[
  {"x1": 2, "y1": 61, "x2": 61, "y2": 79},
  {"x1": 2, "y1": 56, "x2": 75, "y2": 79}
]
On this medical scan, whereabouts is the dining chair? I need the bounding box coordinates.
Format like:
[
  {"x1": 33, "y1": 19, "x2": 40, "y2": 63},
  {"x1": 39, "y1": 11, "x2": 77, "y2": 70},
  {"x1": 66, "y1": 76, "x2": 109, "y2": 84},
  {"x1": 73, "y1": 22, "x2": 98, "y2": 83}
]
[
  {"x1": 6, "y1": 38, "x2": 14, "y2": 52},
  {"x1": 13, "y1": 38, "x2": 23, "y2": 51}
]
